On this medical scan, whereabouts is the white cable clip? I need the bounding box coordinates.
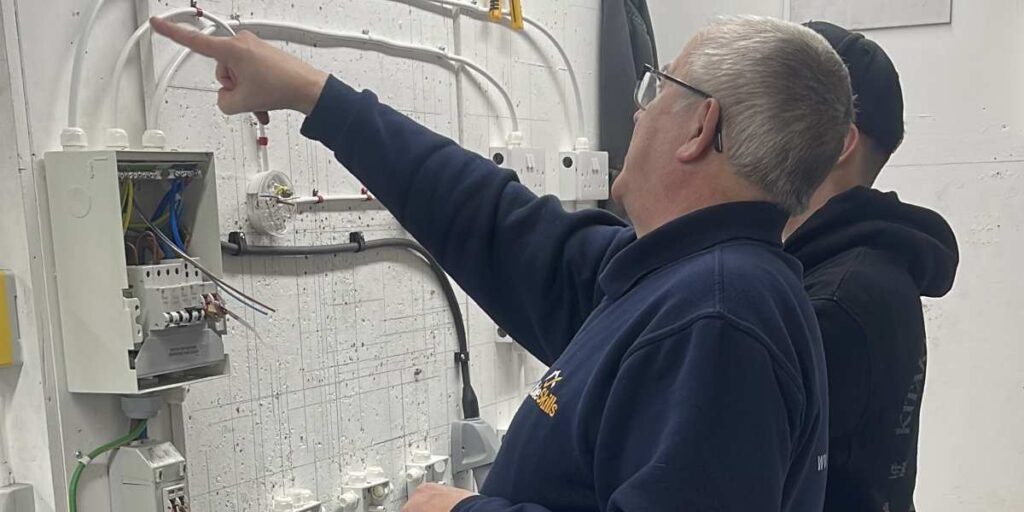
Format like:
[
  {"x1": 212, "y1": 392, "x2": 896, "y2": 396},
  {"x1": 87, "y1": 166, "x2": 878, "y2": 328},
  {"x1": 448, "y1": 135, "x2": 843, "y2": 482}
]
[{"x1": 76, "y1": 454, "x2": 93, "y2": 465}]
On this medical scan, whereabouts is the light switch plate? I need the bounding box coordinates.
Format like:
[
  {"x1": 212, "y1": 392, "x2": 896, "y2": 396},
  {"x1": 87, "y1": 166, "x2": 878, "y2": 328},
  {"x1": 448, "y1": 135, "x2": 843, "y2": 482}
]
[
  {"x1": 558, "y1": 150, "x2": 609, "y2": 201},
  {"x1": 490, "y1": 146, "x2": 548, "y2": 196}
]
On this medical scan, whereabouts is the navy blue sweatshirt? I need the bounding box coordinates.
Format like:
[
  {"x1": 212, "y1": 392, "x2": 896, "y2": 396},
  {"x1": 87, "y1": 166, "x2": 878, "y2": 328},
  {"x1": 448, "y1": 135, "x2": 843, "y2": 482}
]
[{"x1": 301, "y1": 76, "x2": 829, "y2": 512}]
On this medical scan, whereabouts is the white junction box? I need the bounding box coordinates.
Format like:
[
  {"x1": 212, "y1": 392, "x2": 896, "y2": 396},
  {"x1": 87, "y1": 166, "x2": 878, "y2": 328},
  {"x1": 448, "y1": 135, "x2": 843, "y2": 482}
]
[
  {"x1": 338, "y1": 467, "x2": 392, "y2": 512},
  {"x1": 108, "y1": 440, "x2": 188, "y2": 512},
  {"x1": 42, "y1": 151, "x2": 229, "y2": 394},
  {"x1": 404, "y1": 450, "x2": 450, "y2": 495},
  {"x1": 559, "y1": 150, "x2": 610, "y2": 201},
  {"x1": 490, "y1": 146, "x2": 547, "y2": 196}
]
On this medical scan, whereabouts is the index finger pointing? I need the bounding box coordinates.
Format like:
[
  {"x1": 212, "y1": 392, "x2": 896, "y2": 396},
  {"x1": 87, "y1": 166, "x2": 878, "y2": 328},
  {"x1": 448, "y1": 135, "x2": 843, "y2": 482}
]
[{"x1": 150, "y1": 16, "x2": 231, "y2": 59}]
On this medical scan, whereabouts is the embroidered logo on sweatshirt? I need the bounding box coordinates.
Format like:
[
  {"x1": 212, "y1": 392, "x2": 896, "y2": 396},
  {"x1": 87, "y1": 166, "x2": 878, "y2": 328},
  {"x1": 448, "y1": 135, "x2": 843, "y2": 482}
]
[{"x1": 529, "y1": 370, "x2": 563, "y2": 417}]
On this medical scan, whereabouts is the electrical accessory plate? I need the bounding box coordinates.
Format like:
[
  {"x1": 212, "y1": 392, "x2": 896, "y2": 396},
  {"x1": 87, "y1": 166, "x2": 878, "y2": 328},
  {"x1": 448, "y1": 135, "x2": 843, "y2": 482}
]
[
  {"x1": 558, "y1": 150, "x2": 610, "y2": 201},
  {"x1": 490, "y1": 146, "x2": 547, "y2": 196}
]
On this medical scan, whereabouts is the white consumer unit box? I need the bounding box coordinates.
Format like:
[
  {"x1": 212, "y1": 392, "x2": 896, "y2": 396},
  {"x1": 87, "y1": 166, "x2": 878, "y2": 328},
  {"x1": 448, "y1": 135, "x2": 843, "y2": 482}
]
[{"x1": 42, "y1": 151, "x2": 229, "y2": 394}]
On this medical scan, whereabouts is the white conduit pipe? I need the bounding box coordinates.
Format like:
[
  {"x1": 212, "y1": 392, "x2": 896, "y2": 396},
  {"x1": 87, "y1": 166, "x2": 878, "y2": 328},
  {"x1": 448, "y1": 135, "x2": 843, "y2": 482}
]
[
  {"x1": 67, "y1": 0, "x2": 109, "y2": 129},
  {"x1": 146, "y1": 18, "x2": 520, "y2": 136},
  {"x1": 282, "y1": 192, "x2": 374, "y2": 206},
  {"x1": 147, "y1": 11, "x2": 237, "y2": 129},
  {"x1": 107, "y1": 7, "x2": 202, "y2": 138},
  {"x1": 402, "y1": 0, "x2": 587, "y2": 143},
  {"x1": 522, "y1": 15, "x2": 587, "y2": 145}
]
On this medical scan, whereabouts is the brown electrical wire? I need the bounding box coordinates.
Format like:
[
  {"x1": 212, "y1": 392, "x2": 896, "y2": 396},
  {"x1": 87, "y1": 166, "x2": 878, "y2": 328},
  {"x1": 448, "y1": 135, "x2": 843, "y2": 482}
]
[
  {"x1": 180, "y1": 224, "x2": 192, "y2": 250},
  {"x1": 124, "y1": 242, "x2": 139, "y2": 266},
  {"x1": 135, "y1": 231, "x2": 163, "y2": 264}
]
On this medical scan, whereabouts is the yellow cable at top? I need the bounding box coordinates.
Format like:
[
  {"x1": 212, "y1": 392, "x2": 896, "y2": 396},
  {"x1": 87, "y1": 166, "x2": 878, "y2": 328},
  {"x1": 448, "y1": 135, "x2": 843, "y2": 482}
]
[
  {"x1": 509, "y1": 0, "x2": 524, "y2": 30},
  {"x1": 121, "y1": 181, "x2": 134, "y2": 232}
]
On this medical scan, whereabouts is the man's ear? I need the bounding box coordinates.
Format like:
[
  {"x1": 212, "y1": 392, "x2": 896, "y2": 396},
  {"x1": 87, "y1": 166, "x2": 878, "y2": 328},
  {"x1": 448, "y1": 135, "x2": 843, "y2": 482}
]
[
  {"x1": 675, "y1": 98, "x2": 721, "y2": 163},
  {"x1": 837, "y1": 125, "x2": 859, "y2": 166}
]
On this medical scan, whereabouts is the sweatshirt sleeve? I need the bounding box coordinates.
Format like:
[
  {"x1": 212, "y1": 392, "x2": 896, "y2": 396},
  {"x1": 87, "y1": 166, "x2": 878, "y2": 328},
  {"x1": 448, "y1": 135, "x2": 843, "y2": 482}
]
[
  {"x1": 300, "y1": 76, "x2": 630, "y2": 364},
  {"x1": 453, "y1": 316, "x2": 798, "y2": 512}
]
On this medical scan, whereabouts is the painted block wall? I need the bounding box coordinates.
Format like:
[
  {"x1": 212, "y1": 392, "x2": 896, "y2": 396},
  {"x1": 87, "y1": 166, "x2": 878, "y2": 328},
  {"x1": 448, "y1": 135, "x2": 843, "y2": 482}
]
[
  {"x1": 0, "y1": 0, "x2": 599, "y2": 511},
  {"x1": 647, "y1": 1, "x2": 1024, "y2": 510}
]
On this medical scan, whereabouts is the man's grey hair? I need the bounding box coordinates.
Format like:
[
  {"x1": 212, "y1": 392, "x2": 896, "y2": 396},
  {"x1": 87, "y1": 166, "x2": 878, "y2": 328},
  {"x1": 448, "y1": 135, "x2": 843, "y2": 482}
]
[{"x1": 682, "y1": 16, "x2": 854, "y2": 214}]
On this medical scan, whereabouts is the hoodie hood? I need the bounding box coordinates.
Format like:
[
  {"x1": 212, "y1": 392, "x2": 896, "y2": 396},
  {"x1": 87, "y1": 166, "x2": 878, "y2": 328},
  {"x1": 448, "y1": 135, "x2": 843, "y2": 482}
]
[{"x1": 785, "y1": 187, "x2": 959, "y2": 298}]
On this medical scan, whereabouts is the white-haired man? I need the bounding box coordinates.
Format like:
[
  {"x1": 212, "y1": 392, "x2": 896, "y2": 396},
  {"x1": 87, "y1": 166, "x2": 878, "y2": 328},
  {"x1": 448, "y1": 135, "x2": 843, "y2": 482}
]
[{"x1": 153, "y1": 15, "x2": 852, "y2": 512}]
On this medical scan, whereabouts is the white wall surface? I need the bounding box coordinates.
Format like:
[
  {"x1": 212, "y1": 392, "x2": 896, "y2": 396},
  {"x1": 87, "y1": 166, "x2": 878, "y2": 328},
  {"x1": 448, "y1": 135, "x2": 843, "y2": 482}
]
[
  {"x1": 0, "y1": 0, "x2": 595, "y2": 510},
  {"x1": 0, "y1": 2, "x2": 58, "y2": 507},
  {"x1": 648, "y1": 0, "x2": 1024, "y2": 510},
  {"x1": 647, "y1": 0, "x2": 782, "y2": 62}
]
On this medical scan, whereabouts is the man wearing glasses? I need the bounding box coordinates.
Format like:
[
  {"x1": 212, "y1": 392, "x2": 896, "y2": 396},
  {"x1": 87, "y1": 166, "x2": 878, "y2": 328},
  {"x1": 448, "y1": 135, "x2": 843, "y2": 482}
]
[{"x1": 153, "y1": 15, "x2": 853, "y2": 512}]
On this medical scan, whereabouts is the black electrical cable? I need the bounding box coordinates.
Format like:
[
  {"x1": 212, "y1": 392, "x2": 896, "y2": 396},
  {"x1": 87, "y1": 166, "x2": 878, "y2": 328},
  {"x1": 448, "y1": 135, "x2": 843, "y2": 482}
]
[{"x1": 222, "y1": 231, "x2": 481, "y2": 420}]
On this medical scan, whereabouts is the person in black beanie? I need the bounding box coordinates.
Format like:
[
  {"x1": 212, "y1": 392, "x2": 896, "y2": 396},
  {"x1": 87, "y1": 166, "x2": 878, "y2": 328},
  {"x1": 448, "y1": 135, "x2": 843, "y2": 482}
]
[{"x1": 785, "y1": 21, "x2": 960, "y2": 512}]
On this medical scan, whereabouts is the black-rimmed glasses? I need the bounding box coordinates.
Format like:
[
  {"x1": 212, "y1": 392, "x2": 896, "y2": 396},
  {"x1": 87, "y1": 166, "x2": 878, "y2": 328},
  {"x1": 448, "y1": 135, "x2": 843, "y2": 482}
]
[{"x1": 634, "y1": 64, "x2": 723, "y2": 153}]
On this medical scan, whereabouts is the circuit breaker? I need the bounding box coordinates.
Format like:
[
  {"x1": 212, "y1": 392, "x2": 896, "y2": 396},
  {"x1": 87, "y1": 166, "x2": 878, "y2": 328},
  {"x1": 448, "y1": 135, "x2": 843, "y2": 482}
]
[
  {"x1": 125, "y1": 260, "x2": 226, "y2": 379},
  {"x1": 41, "y1": 151, "x2": 229, "y2": 394},
  {"x1": 108, "y1": 440, "x2": 189, "y2": 512}
]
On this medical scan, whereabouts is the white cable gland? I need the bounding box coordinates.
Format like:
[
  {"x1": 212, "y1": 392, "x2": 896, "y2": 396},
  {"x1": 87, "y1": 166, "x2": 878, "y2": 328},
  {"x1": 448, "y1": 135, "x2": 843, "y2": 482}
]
[
  {"x1": 105, "y1": 128, "x2": 130, "y2": 149},
  {"x1": 142, "y1": 129, "x2": 167, "y2": 150},
  {"x1": 369, "y1": 484, "x2": 389, "y2": 500},
  {"x1": 272, "y1": 488, "x2": 316, "y2": 511},
  {"x1": 344, "y1": 470, "x2": 368, "y2": 486},
  {"x1": 60, "y1": 127, "x2": 88, "y2": 150},
  {"x1": 272, "y1": 494, "x2": 296, "y2": 512},
  {"x1": 337, "y1": 492, "x2": 360, "y2": 512},
  {"x1": 506, "y1": 131, "x2": 524, "y2": 147},
  {"x1": 411, "y1": 449, "x2": 431, "y2": 464},
  {"x1": 406, "y1": 467, "x2": 426, "y2": 484}
]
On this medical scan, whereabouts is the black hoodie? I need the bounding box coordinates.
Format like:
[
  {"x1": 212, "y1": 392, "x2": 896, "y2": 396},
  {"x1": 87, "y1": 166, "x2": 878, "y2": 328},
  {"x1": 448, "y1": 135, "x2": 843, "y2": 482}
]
[{"x1": 785, "y1": 187, "x2": 959, "y2": 512}]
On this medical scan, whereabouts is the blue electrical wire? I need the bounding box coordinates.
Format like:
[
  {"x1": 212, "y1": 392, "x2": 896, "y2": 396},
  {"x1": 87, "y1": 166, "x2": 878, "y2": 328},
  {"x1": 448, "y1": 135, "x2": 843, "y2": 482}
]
[
  {"x1": 148, "y1": 180, "x2": 188, "y2": 254},
  {"x1": 169, "y1": 181, "x2": 185, "y2": 250},
  {"x1": 151, "y1": 183, "x2": 177, "y2": 257}
]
